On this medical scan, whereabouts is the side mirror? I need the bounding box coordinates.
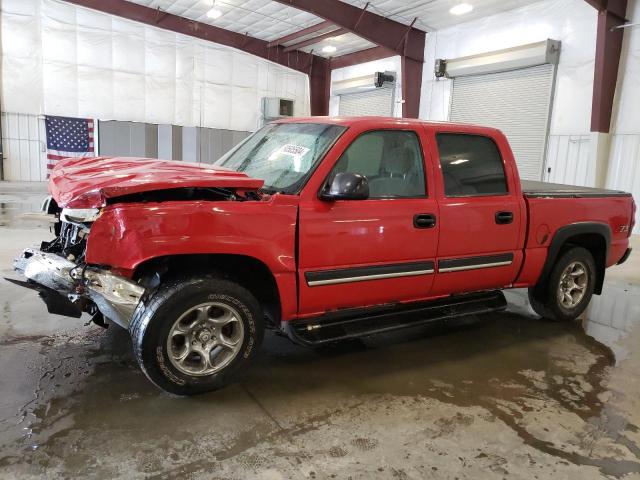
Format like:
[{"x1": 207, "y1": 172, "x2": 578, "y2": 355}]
[{"x1": 321, "y1": 172, "x2": 369, "y2": 201}]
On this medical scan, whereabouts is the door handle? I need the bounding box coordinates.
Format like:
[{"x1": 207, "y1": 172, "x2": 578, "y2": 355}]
[
  {"x1": 414, "y1": 213, "x2": 437, "y2": 229},
  {"x1": 495, "y1": 211, "x2": 514, "y2": 225}
]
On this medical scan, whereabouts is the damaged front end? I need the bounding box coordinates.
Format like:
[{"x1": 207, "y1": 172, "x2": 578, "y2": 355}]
[
  {"x1": 9, "y1": 200, "x2": 145, "y2": 329},
  {"x1": 10, "y1": 155, "x2": 267, "y2": 329}
]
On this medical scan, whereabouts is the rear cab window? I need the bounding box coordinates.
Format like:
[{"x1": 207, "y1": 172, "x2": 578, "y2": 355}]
[{"x1": 436, "y1": 133, "x2": 508, "y2": 197}]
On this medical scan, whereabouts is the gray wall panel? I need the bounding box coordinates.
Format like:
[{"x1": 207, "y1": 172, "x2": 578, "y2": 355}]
[
  {"x1": 145, "y1": 124, "x2": 158, "y2": 158},
  {"x1": 99, "y1": 120, "x2": 249, "y2": 163},
  {"x1": 172, "y1": 125, "x2": 182, "y2": 161},
  {"x1": 182, "y1": 127, "x2": 198, "y2": 163},
  {"x1": 158, "y1": 124, "x2": 173, "y2": 160}
]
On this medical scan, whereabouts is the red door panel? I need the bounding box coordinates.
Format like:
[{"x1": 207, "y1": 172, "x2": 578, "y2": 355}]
[
  {"x1": 297, "y1": 125, "x2": 439, "y2": 317},
  {"x1": 298, "y1": 198, "x2": 439, "y2": 316}
]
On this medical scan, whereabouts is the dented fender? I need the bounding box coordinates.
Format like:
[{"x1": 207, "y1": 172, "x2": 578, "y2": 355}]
[{"x1": 85, "y1": 195, "x2": 300, "y2": 318}]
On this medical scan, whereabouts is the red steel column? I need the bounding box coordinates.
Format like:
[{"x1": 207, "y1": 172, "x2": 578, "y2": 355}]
[
  {"x1": 402, "y1": 56, "x2": 424, "y2": 119},
  {"x1": 589, "y1": 0, "x2": 628, "y2": 132},
  {"x1": 310, "y1": 58, "x2": 331, "y2": 116}
]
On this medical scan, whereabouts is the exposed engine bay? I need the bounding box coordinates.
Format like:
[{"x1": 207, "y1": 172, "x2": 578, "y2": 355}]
[{"x1": 43, "y1": 219, "x2": 89, "y2": 264}]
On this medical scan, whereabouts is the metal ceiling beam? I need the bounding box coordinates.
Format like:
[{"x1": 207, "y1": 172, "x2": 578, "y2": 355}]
[
  {"x1": 283, "y1": 27, "x2": 349, "y2": 52},
  {"x1": 273, "y1": 0, "x2": 426, "y2": 117},
  {"x1": 267, "y1": 20, "x2": 334, "y2": 48},
  {"x1": 584, "y1": 0, "x2": 605, "y2": 8},
  {"x1": 586, "y1": 0, "x2": 628, "y2": 132},
  {"x1": 61, "y1": 0, "x2": 327, "y2": 76},
  {"x1": 584, "y1": 0, "x2": 627, "y2": 18},
  {"x1": 330, "y1": 46, "x2": 395, "y2": 70},
  {"x1": 271, "y1": 0, "x2": 426, "y2": 63}
]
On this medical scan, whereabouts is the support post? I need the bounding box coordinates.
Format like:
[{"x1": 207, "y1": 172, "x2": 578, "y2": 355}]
[
  {"x1": 590, "y1": 0, "x2": 628, "y2": 133},
  {"x1": 401, "y1": 56, "x2": 423, "y2": 119},
  {"x1": 585, "y1": 0, "x2": 628, "y2": 187},
  {"x1": 310, "y1": 58, "x2": 331, "y2": 116}
]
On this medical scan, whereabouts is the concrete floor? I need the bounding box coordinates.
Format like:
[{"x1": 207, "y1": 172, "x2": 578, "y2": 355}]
[{"x1": 1, "y1": 181, "x2": 640, "y2": 479}]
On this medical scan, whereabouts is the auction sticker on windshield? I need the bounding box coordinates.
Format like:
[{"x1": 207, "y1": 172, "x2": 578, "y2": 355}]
[{"x1": 279, "y1": 144, "x2": 310, "y2": 157}]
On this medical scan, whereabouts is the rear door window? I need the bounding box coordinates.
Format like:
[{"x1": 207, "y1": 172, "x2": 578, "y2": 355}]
[{"x1": 436, "y1": 133, "x2": 508, "y2": 197}]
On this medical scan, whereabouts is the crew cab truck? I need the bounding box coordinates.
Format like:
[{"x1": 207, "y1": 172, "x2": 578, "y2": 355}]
[{"x1": 11, "y1": 117, "x2": 635, "y2": 395}]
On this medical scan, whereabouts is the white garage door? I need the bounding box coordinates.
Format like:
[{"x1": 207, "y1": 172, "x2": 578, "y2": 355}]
[
  {"x1": 339, "y1": 85, "x2": 395, "y2": 117},
  {"x1": 450, "y1": 64, "x2": 555, "y2": 180}
]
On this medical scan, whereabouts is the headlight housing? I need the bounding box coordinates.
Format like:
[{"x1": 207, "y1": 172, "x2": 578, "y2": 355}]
[{"x1": 60, "y1": 208, "x2": 101, "y2": 224}]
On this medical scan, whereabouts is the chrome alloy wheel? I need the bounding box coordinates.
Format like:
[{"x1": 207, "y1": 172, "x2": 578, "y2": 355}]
[
  {"x1": 167, "y1": 302, "x2": 245, "y2": 376},
  {"x1": 557, "y1": 261, "x2": 588, "y2": 309}
]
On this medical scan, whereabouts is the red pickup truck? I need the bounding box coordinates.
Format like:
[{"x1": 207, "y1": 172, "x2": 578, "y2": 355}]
[{"x1": 11, "y1": 117, "x2": 635, "y2": 395}]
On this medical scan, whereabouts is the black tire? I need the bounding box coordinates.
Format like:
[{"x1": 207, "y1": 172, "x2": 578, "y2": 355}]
[
  {"x1": 528, "y1": 246, "x2": 596, "y2": 322},
  {"x1": 129, "y1": 276, "x2": 264, "y2": 395}
]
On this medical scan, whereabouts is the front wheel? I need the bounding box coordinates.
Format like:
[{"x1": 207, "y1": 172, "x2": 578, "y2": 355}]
[
  {"x1": 528, "y1": 246, "x2": 596, "y2": 322},
  {"x1": 130, "y1": 276, "x2": 264, "y2": 395}
]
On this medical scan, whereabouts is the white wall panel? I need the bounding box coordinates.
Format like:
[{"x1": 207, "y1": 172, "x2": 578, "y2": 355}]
[
  {"x1": 1, "y1": 113, "x2": 47, "y2": 181},
  {"x1": 113, "y1": 72, "x2": 146, "y2": 123},
  {"x1": 545, "y1": 135, "x2": 594, "y2": 186},
  {"x1": 78, "y1": 67, "x2": 114, "y2": 120},
  {"x1": 0, "y1": 0, "x2": 310, "y2": 132},
  {"x1": 607, "y1": 135, "x2": 640, "y2": 233},
  {"x1": 230, "y1": 87, "x2": 259, "y2": 132},
  {"x1": 42, "y1": 61, "x2": 79, "y2": 117},
  {"x1": 1, "y1": 1, "x2": 42, "y2": 115}
]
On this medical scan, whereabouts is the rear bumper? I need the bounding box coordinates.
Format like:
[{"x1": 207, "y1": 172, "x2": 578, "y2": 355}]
[
  {"x1": 617, "y1": 247, "x2": 632, "y2": 265},
  {"x1": 11, "y1": 248, "x2": 145, "y2": 328}
]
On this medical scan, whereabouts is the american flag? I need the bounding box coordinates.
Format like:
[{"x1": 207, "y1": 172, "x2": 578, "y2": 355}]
[{"x1": 45, "y1": 115, "x2": 95, "y2": 174}]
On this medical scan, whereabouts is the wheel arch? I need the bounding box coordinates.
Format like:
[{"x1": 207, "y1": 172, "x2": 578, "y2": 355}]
[
  {"x1": 536, "y1": 222, "x2": 611, "y2": 296},
  {"x1": 133, "y1": 253, "x2": 283, "y2": 325}
]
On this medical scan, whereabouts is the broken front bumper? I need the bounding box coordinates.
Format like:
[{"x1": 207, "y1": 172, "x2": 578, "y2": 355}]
[{"x1": 11, "y1": 248, "x2": 145, "y2": 329}]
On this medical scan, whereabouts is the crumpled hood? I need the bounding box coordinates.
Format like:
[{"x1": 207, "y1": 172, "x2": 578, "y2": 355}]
[{"x1": 49, "y1": 156, "x2": 264, "y2": 208}]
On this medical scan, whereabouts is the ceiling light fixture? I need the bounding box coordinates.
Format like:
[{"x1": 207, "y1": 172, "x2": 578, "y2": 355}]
[
  {"x1": 206, "y1": 8, "x2": 222, "y2": 19},
  {"x1": 322, "y1": 45, "x2": 337, "y2": 53},
  {"x1": 203, "y1": 0, "x2": 215, "y2": 6},
  {"x1": 449, "y1": 3, "x2": 473, "y2": 15}
]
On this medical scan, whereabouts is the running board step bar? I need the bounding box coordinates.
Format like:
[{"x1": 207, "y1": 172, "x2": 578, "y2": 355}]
[{"x1": 285, "y1": 291, "x2": 507, "y2": 346}]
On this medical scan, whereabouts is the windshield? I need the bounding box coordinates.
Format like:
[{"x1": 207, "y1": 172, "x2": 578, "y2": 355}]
[{"x1": 214, "y1": 123, "x2": 346, "y2": 193}]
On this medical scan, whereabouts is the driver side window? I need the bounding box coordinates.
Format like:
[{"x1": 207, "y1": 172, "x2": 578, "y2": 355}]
[{"x1": 329, "y1": 130, "x2": 426, "y2": 198}]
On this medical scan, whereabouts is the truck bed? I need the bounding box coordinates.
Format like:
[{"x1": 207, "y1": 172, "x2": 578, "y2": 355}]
[{"x1": 521, "y1": 180, "x2": 631, "y2": 198}]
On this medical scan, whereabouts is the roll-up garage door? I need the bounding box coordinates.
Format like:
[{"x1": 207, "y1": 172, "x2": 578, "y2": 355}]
[
  {"x1": 450, "y1": 64, "x2": 555, "y2": 180},
  {"x1": 338, "y1": 85, "x2": 395, "y2": 117}
]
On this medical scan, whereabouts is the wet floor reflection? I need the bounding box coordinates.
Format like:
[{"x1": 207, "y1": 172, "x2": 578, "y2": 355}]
[
  {"x1": 506, "y1": 281, "x2": 640, "y2": 362},
  {"x1": 583, "y1": 281, "x2": 640, "y2": 361},
  {"x1": 0, "y1": 188, "x2": 51, "y2": 228},
  {"x1": 1, "y1": 195, "x2": 639, "y2": 478},
  {"x1": 1, "y1": 284, "x2": 639, "y2": 477}
]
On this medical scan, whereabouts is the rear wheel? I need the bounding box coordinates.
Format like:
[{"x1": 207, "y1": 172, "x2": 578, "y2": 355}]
[
  {"x1": 528, "y1": 247, "x2": 596, "y2": 321},
  {"x1": 130, "y1": 276, "x2": 263, "y2": 395}
]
